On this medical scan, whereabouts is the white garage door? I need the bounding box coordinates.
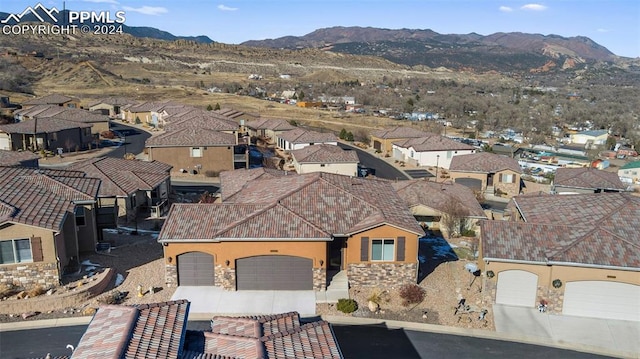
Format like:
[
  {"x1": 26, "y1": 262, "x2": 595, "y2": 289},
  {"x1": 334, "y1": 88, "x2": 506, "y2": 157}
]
[
  {"x1": 563, "y1": 281, "x2": 640, "y2": 321},
  {"x1": 495, "y1": 270, "x2": 538, "y2": 307},
  {"x1": 0, "y1": 135, "x2": 10, "y2": 150}
]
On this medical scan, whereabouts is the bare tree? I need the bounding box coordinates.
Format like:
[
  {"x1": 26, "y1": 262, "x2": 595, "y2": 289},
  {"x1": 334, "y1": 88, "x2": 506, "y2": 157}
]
[{"x1": 440, "y1": 200, "x2": 471, "y2": 238}]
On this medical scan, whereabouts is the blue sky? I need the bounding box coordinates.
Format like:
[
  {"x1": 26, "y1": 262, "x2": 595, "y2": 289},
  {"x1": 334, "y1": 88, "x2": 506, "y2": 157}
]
[{"x1": 3, "y1": 0, "x2": 640, "y2": 57}]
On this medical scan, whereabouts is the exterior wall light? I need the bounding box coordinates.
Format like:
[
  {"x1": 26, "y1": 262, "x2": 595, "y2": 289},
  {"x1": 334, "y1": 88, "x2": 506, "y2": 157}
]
[
  {"x1": 319, "y1": 260, "x2": 324, "y2": 266},
  {"x1": 167, "y1": 257, "x2": 172, "y2": 263},
  {"x1": 225, "y1": 260, "x2": 230, "y2": 266},
  {"x1": 552, "y1": 279, "x2": 563, "y2": 288},
  {"x1": 486, "y1": 270, "x2": 495, "y2": 278}
]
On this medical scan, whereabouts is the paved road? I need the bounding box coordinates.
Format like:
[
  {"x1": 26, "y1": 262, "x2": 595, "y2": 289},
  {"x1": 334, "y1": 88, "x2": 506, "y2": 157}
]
[
  {"x1": 107, "y1": 123, "x2": 151, "y2": 158},
  {"x1": 0, "y1": 322, "x2": 615, "y2": 359},
  {"x1": 337, "y1": 142, "x2": 409, "y2": 180}
]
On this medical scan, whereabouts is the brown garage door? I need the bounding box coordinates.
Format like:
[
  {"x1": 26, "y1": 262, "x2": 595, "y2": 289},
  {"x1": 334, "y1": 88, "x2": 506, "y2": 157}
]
[
  {"x1": 178, "y1": 252, "x2": 215, "y2": 286},
  {"x1": 236, "y1": 256, "x2": 313, "y2": 290}
]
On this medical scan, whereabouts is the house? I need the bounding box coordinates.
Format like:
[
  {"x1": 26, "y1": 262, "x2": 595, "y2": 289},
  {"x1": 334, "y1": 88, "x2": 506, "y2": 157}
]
[
  {"x1": 481, "y1": 192, "x2": 640, "y2": 321},
  {"x1": 159, "y1": 170, "x2": 424, "y2": 290},
  {"x1": 244, "y1": 118, "x2": 295, "y2": 142},
  {"x1": 392, "y1": 180, "x2": 487, "y2": 234},
  {"x1": 570, "y1": 129, "x2": 609, "y2": 148},
  {"x1": 0, "y1": 95, "x2": 20, "y2": 118},
  {"x1": 0, "y1": 149, "x2": 39, "y2": 167},
  {"x1": 122, "y1": 101, "x2": 187, "y2": 127},
  {"x1": 87, "y1": 97, "x2": 133, "y2": 117},
  {"x1": 146, "y1": 128, "x2": 238, "y2": 175},
  {"x1": 391, "y1": 134, "x2": 476, "y2": 168},
  {"x1": 448, "y1": 152, "x2": 523, "y2": 198},
  {"x1": 0, "y1": 166, "x2": 101, "y2": 288},
  {"x1": 14, "y1": 105, "x2": 110, "y2": 140},
  {"x1": 277, "y1": 128, "x2": 337, "y2": 151},
  {"x1": 618, "y1": 161, "x2": 640, "y2": 184},
  {"x1": 163, "y1": 110, "x2": 239, "y2": 134},
  {"x1": 66, "y1": 157, "x2": 172, "y2": 223},
  {"x1": 370, "y1": 127, "x2": 431, "y2": 155},
  {"x1": 21, "y1": 94, "x2": 80, "y2": 109},
  {"x1": 215, "y1": 107, "x2": 260, "y2": 123},
  {"x1": 290, "y1": 144, "x2": 359, "y2": 176},
  {"x1": 552, "y1": 167, "x2": 627, "y2": 194},
  {"x1": 491, "y1": 143, "x2": 522, "y2": 158},
  {"x1": 0, "y1": 117, "x2": 93, "y2": 152},
  {"x1": 71, "y1": 301, "x2": 342, "y2": 359}
]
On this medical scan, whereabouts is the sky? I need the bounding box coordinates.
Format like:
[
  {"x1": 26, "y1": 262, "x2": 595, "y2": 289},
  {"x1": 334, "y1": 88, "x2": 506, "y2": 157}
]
[{"x1": 2, "y1": 0, "x2": 639, "y2": 58}]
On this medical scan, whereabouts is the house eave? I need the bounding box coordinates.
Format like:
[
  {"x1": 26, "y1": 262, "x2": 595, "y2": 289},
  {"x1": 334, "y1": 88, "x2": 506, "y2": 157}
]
[{"x1": 546, "y1": 260, "x2": 640, "y2": 272}]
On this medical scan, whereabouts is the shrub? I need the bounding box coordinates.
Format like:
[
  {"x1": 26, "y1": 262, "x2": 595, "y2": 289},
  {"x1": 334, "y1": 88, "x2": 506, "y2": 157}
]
[
  {"x1": 0, "y1": 283, "x2": 18, "y2": 297},
  {"x1": 135, "y1": 116, "x2": 141, "y2": 124},
  {"x1": 461, "y1": 229, "x2": 476, "y2": 237},
  {"x1": 336, "y1": 298, "x2": 358, "y2": 313},
  {"x1": 27, "y1": 285, "x2": 46, "y2": 298},
  {"x1": 100, "y1": 130, "x2": 115, "y2": 139},
  {"x1": 399, "y1": 284, "x2": 426, "y2": 306}
]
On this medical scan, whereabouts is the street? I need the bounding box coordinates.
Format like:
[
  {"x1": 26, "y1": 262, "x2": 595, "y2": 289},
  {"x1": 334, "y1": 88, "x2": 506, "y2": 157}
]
[{"x1": 337, "y1": 142, "x2": 409, "y2": 180}]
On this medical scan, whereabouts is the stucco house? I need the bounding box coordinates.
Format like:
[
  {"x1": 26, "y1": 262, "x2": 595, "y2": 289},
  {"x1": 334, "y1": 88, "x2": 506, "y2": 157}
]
[
  {"x1": 391, "y1": 134, "x2": 476, "y2": 168},
  {"x1": 370, "y1": 127, "x2": 431, "y2": 156},
  {"x1": 0, "y1": 117, "x2": 93, "y2": 152},
  {"x1": 21, "y1": 94, "x2": 80, "y2": 110},
  {"x1": 87, "y1": 97, "x2": 133, "y2": 117},
  {"x1": 570, "y1": 129, "x2": 609, "y2": 148},
  {"x1": 618, "y1": 161, "x2": 640, "y2": 185},
  {"x1": 290, "y1": 144, "x2": 359, "y2": 176},
  {"x1": 481, "y1": 192, "x2": 640, "y2": 321},
  {"x1": 552, "y1": 167, "x2": 627, "y2": 194},
  {"x1": 392, "y1": 180, "x2": 487, "y2": 234},
  {"x1": 244, "y1": 118, "x2": 296, "y2": 142},
  {"x1": 66, "y1": 157, "x2": 172, "y2": 224},
  {"x1": 277, "y1": 128, "x2": 337, "y2": 151},
  {"x1": 449, "y1": 152, "x2": 523, "y2": 198},
  {"x1": 122, "y1": 101, "x2": 187, "y2": 127},
  {"x1": 158, "y1": 169, "x2": 424, "y2": 291},
  {"x1": 0, "y1": 149, "x2": 39, "y2": 167},
  {"x1": 0, "y1": 166, "x2": 101, "y2": 288}
]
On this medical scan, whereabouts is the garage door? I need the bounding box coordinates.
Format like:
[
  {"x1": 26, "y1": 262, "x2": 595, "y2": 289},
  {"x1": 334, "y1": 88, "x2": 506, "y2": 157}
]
[
  {"x1": 373, "y1": 140, "x2": 382, "y2": 151},
  {"x1": 563, "y1": 281, "x2": 640, "y2": 321},
  {"x1": 236, "y1": 256, "x2": 312, "y2": 290},
  {"x1": 454, "y1": 178, "x2": 483, "y2": 191},
  {"x1": 0, "y1": 135, "x2": 10, "y2": 150},
  {"x1": 177, "y1": 252, "x2": 215, "y2": 286},
  {"x1": 495, "y1": 270, "x2": 538, "y2": 307}
]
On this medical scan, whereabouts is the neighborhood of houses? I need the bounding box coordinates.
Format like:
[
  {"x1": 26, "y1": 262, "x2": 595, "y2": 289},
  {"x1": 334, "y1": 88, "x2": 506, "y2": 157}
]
[{"x1": 0, "y1": 93, "x2": 638, "y2": 358}]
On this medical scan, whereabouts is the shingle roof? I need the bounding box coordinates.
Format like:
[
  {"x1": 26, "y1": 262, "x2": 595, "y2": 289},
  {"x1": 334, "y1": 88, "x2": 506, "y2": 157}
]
[
  {"x1": 0, "y1": 118, "x2": 91, "y2": 134},
  {"x1": 291, "y1": 144, "x2": 359, "y2": 164},
  {"x1": 146, "y1": 128, "x2": 237, "y2": 147},
  {"x1": 278, "y1": 128, "x2": 336, "y2": 144},
  {"x1": 370, "y1": 126, "x2": 431, "y2": 139},
  {"x1": 23, "y1": 94, "x2": 77, "y2": 106},
  {"x1": 0, "y1": 166, "x2": 100, "y2": 231},
  {"x1": 0, "y1": 149, "x2": 39, "y2": 166},
  {"x1": 554, "y1": 167, "x2": 627, "y2": 191},
  {"x1": 449, "y1": 152, "x2": 522, "y2": 173},
  {"x1": 392, "y1": 180, "x2": 487, "y2": 218},
  {"x1": 66, "y1": 157, "x2": 171, "y2": 197},
  {"x1": 393, "y1": 134, "x2": 475, "y2": 152},
  {"x1": 244, "y1": 118, "x2": 295, "y2": 132}
]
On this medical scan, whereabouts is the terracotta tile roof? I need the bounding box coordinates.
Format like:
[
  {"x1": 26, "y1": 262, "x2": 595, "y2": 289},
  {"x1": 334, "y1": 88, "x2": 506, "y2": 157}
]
[
  {"x1": 370, "y1": 126, "x2": 431, "y2": 139},
  {"x1": 66, "y1": 157, "x2": 171, "y2": 197},
  {"x1": 0, "y1": 149, "x2": 39, "y2": 166},
  {"x1": 203, "y1": 333, "x2": 265, "y2": 359},
  {"x1": 126, "y1": 100, "x2": 185, "y2": 113},
  {"x1": 146, "y1": 128, "x2": 237, "y2": 147},
  {"x1": 262, "y1": 321, "x2": 342, "y2": 359},
  {"x1": 72, "y1": 305, "x2": 139, "y2": 359},
  {"x1": 164, "y1": 113, "x2": 238, "y2": 132},
  {"x1": 278, "y1": 128, "x2": 336, "y2": 144},
  {"x1": 212, "y1": 312, "x2": 301, "y2": 338},
  {"x1": 88, "y1": 97, "x2": 134, "y2": 107},
  {"x1": 220, "y1": 168, "x2": 289, "y2": 201},
  {"x1": 244, "y1": 118, "x2": 295, "y2": 132},
  {"x1": 14, "y1": 104, "x2": 67, "y2": 118},
  {"x1": 45, "y1": 108, "x2": 110, "y2": 124},
  {"x1": 392, "y1": 180, "x2": 487, "y2": 218},
  {"x1": 0, "y1": 118, "x2": 91, "y2": 134},
  {"x1": 0, "y1": 166, "x2": 100, "y2": 231},
  {"x1": 553, "y1": 167, "x2": 627, "y2": 191},
  {"x1": 449, "y1": 152, "x2": 522, "y2": 173},
  {"x1": 23, "y1": 94, "x2": 78, "y2": 106},
  {"x1": 291, "y1": 144, "x2": 359, "y2": 164},
  {"x1": 393, "y1": 134, "x2": 475, "y2": 152},
  {"x1": 215, "y1": 108, "x2": 259, "y2": 120}
]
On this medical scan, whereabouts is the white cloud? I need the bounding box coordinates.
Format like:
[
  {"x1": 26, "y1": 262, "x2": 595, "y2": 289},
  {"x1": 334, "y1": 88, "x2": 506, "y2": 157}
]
[
  {"x1": 521, "y1": 4, "x2": 547, "y2": 11},
  {"x1": 218, "y1": 4, "x2": 238, "y2": 11},
  {"x1": 122, "y1": 5, "x2": 168, "y2": 15},
  {"x1": 499, "y1": 6, "x2": 513, "y2": 12},
  {"x1": 596, "y1": 28, "x2": 609, "y2": 33}
]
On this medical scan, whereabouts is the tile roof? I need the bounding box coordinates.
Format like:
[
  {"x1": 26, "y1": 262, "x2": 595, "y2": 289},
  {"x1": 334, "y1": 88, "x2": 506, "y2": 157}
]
[
  {"x1": 392, "y1": 180, "x2": 487, "y2": 218},
  {"x1": 211, "y1": 312, "x2": 300, "y2": 338},
  {"x1": 278, "y1": 128, "x2": 336, "y2": 144},
  {"x1": 0, "y1": 149, "x2": 39, "y2": 166},
  {"x1": 449, "y1": 152, "x2": 522, "y2": 173},
  {"x1": 262, "y1": 321, "x2": 342, "y2": 359},
  {"x1": 23, "y1": 94, "x2": 78, "y2": 106},
  {"x1": 0, "y1": 166, "x2": 100, "y2": 231},
  {"x1": 17, "y1": 105, "x2": 109, "y2": 124},
  {"x1": 146, "y1": 128, "x2": 237, "y2": 147},
  {"x1": 370, "y1": 126, "x2": 431, "y2": 139},
  {"x1": 14, "y1": 104, "x2": 67, "y2": 118},
  {"x1": 203, "y1": 333, "x2": 265, "y2": 359},
  {"x1": 0, "y1": 118, "x2": 91, "y2": 134},
  {"x1": 164, "y1": 113, "x2": 238, "y2": 132},
  {"x1": 244, "y1": 118, "x2": 295, "y2": 132},
  {"x1": 553, "y1": 167, "x2": 627, "y2": 191},
  {"x1": 291, "y1": 144, "x2": 359, "y2": 164},
  {"x1": 219, "y1": 168, "x2": 289, "y2": 201},
  {"x1": 215, "y1": 108, "x2": 259, "y2": 120},
  {"x1": 66, "y1": 157, "x2": 171, "y2": 197},
  {"x1": 88, "y1": 97, "x2": 134, "y2": 107},
  {"x1": 393, "y1": 134, "x2": 475, "y2": 152},
  {"x1": 126, "y1": 101, "x2": 185, "y2": 113}
]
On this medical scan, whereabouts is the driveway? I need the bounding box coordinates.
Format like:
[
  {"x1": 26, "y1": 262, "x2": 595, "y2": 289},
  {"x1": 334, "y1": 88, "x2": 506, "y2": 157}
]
[
  {"x1": 172, "y1": 287, "x2": 316, "y2": 317},
  {"x1": 493, "y1": 304, "x2": 640, "y2": 357}
]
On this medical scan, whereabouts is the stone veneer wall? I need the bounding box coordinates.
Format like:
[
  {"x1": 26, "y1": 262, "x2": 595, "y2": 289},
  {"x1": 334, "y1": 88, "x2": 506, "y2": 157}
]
[
  {"x1": 494, "y1": 177, "x2": 520, "y2": 198},
  {"x1": 347, "y1": 263, "x2": 417, "y2": 287},
  {"x1": 540, "y1": 285, "x2": 564, "y2": 314},
  {"x1": 165, "y1": 264, "x2": 178, "y2": 288},
  {"x1": 482, "y1": 276, "x2": 497, "y2": 306},
  {"x1": 0, "y1": 262, "x2": 59, "y2": 288},
  {"x1": 215, "y1": 265, "x2": 236, "y2": 290},
  {"x1": 313, "y1": 268, "x2": 326, "y2": 291}
]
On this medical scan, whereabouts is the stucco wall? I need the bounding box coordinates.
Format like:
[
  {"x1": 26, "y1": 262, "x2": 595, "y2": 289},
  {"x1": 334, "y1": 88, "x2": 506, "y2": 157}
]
[
  {"x1": 296, "y1": 162, "x2": 358, "y2": 177},
  {"x1": 0, "y1": 223, "x2": 57, "y2": 264},
  {"x1": 493, "y1": 170, "x2": 521, "y2": 198},
  {"x1": 148, "y1": 146, "x2": 233, "y2": 174}
]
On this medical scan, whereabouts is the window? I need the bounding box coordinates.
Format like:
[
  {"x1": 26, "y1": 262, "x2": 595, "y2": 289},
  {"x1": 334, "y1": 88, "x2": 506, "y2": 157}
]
[
  {"x1": 371, "y1": 239, "x2": 394, "y2": 261},
  {"x1": 501, "y1": 173, "x2": 515, "y2": 183},
  {"x1": 0, "y1": 239, "x2": 32, "y2": 264},
  {"x1": 446, "y1": 151, "x2": 452, "y2": 159},
  {"x1": 75, "y1": 206, "x2": 86, "y2": 226},
  {"x1": 190, "y1": 147, "x2": 203, "y2": 157}
]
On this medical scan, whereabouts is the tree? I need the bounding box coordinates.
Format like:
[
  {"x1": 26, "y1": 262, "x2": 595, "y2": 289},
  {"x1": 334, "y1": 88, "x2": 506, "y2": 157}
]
[
  {"x1": 441, "y1": 200, "x2": 471, "y2": 238},
  {"x1": 345, "y1": 131, "x2": 354, "y2": 141},
  {"x1": 214, "y1": 103, "x2": 221, "y2": 111},
  {"x1": 298, "y1": 90, "x2": 305, "y2": 101},
  {"x1": 135, "y1": 116, "x2": 141, "y2": 124},
  {"x1": 605, "y1": 135, "x2": 616, "y2": 150},
  {"x1": 339, "y1": 128, "x2": 347, "y2": 139},
  {"x1": 206, "y1": 104, "x2": 213, "y2": 111}
]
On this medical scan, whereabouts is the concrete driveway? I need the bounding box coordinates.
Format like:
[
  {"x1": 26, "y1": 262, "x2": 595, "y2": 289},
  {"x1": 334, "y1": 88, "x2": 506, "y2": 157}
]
[
  {"x1": 493, "y1": 304, "x2": 640, "y2": 357},
  {"x1": 171, "y1": 286, "x2": 316, "y2": 317}
]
